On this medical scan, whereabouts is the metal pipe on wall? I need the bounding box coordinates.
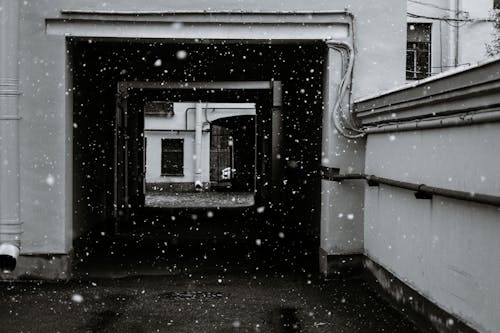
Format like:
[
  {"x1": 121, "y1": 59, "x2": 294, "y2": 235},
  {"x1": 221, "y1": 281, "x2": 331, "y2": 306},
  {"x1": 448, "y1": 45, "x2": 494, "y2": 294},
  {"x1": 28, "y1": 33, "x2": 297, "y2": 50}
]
[
  {"x1": 454, "y1": 0, "x2": 460, "y2": 67},
  {"x1": 194, "y1": 102, "x2": 203, "y2": 190},
  {"x1": 329, "y1": 173, "x2": 500, "y2": 207},
  {"x1": 363, "y1": 110, "x2": 500, "y2": 134},
  {"x1": 448, "y1": 0, "x2": 460, "y2": 68},
  {"x1": 0, "y1": 0, "x2": 22, "y2": 272}
]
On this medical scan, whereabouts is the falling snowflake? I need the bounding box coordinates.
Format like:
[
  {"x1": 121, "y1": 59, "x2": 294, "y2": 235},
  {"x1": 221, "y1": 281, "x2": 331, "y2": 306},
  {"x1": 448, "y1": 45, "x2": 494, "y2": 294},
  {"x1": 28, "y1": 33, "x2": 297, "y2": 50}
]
[
  {"x1": 46, "y1": 174, "x2": 55, "y2": 186},
  {"x1": 176, "y1": 50, "x2": 187, "y2": 60},
  {"x1": 71, "y1": 293, "x2": 83, "y2": 303}
]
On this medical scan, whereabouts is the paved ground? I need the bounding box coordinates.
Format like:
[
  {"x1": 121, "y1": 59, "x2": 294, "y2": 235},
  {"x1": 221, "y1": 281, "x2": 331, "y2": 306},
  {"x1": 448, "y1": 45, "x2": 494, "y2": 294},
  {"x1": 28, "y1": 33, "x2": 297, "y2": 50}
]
[
  {"x1": 145, "y1": 192, "x2": 255, "y2": 208},
  {"x1": 0, "y1": 274, "x2": 420, "y2": 333},
  {"x1": 0, "y1": 240, "x2": 421, "y2": 333}
]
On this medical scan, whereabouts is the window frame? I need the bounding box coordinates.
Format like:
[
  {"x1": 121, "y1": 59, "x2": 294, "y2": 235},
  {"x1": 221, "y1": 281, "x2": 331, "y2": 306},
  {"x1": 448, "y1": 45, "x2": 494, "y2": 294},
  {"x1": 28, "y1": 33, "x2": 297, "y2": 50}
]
[{"x1": 406, "y1": 23, "x2": 432, "y2": 80}]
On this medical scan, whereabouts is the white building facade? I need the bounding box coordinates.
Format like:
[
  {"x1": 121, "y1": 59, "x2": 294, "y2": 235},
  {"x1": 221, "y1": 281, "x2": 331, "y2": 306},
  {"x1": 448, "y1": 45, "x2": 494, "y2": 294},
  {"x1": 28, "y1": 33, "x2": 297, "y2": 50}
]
[
  {"x1": 144, "y1": 102, "x2": 255, "y2": 190},
  {"x1": 407, "y1": 0, "x2": 497, "y2": 79}
]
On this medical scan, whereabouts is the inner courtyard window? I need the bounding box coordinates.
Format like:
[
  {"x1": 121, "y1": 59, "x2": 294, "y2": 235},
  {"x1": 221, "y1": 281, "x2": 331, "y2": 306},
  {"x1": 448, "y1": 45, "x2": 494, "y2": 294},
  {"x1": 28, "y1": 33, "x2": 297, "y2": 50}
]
[{"x1": 161, "y1": 138, "x2": 184, "y2": 176}]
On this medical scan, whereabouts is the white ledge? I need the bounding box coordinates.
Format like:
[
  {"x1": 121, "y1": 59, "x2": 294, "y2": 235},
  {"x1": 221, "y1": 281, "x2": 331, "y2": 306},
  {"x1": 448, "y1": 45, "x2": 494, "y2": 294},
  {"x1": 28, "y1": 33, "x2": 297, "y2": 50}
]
[{"x1": 355, "y1": 54, "x2": 500, "y2": 104}]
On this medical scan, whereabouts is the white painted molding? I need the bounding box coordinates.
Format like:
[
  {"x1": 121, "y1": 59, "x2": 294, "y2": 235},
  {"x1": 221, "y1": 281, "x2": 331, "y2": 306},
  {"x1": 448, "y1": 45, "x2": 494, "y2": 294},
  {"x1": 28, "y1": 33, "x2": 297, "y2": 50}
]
[{"x1": 46, "y1": 10, "x2": 352, "y2": 42}]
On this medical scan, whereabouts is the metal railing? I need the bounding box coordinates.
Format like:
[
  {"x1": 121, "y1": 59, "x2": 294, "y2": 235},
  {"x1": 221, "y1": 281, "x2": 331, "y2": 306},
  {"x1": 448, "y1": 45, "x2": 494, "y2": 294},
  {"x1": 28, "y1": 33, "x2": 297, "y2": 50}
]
[{"x1": 323, "y1": 171, "x2": 500, "y2": 207}]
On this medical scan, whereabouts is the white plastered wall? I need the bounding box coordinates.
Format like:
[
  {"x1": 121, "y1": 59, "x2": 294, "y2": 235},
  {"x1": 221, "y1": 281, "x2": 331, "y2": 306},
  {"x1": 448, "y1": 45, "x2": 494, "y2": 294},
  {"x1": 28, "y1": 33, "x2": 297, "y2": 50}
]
[{"x1": 364, "y1": 124, "x2": 500, "y2": 333}]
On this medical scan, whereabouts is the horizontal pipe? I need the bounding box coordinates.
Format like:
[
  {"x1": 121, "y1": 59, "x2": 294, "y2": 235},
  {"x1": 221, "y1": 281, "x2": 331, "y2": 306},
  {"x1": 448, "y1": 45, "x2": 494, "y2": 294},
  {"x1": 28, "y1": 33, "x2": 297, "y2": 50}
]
[
  {"x1": 184, "y1": 106, "x2": 256, "y2": 130},
  {"x1": 368, "y1": 176, "x2": 421, "y2": 192},
  {"x1": 331, "y1": 173, "x2": 500, "y2": 207},
  {"x1": 145, "y1": 129, "x2": 209, "y2": 132},
  {"x1": 61, "y1": 9, "x2": 352, "y2": 15},
  {"x1": 363, "y1": 110, "x2": 500, "y2": 134},
  {"x1": 0, "y1": 115, "x2": 22, "y2": 120},
  {"x1": 328, "y1": 173, "x2": 365, "y2": 181},
  {"x1": 119, "y1": 80, "x2": 274, "y2": 92}
]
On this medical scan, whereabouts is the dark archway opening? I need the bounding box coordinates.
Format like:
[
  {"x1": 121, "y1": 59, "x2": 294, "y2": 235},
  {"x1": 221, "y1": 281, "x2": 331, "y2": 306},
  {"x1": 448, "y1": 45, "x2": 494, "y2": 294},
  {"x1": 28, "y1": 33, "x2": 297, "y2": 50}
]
[
  {"x1": 70, "y1": 40, "x2": 324, "y2": 274},
  {"x1": 210, "y1": 115, "x2": 256, "y2": 192}
]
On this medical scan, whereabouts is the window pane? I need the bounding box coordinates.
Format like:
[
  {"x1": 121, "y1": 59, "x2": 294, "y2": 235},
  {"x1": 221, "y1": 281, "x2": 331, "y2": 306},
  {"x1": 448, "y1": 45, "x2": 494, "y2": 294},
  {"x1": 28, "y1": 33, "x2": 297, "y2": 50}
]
[
  {"x1": 161, "y1": 139, "x2": 183, "y2": 175},
  {"x1": 407, "y1": 23, "x2": 431, "y2": 43}
]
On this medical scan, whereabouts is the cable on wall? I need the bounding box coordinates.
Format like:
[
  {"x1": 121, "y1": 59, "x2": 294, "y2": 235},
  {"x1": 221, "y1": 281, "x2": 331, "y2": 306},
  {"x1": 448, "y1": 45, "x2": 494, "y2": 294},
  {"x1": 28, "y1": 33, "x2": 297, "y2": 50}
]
[
  {"x1": 408, "y1": 0, "x2": 467, "y2": 14},
  {"x1": 407, "y1": 12, "x2": 494, "y2": 23},
  {"x1": 327, "y1": 41, "x2": 366, "y2": 139}
]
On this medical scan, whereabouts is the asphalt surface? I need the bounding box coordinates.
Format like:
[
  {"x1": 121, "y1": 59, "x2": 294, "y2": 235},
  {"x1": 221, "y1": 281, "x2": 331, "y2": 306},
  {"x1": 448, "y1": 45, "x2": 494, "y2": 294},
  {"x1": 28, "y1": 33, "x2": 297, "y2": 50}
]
[
  {"x1": 145, "y1": 192, "x2": 255, "y2": 208},
  {"x1": 0, "y1": 274, "x2": 421, "y2": 333},
  {"x1": 0, "y1": 239, "x2": 421, "y2": 333}
]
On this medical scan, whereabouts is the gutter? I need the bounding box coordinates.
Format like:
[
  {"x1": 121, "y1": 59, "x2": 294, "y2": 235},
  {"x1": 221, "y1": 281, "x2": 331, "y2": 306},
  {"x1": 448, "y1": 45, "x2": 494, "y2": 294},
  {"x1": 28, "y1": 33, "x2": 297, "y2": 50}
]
[{"x1": 363, "y1": 109, "x2": 500, "y2": 133}]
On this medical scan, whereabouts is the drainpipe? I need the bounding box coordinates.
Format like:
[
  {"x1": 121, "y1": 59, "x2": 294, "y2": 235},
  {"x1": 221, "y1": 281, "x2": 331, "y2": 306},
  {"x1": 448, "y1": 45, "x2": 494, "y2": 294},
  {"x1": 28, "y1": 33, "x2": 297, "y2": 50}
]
[
  {"x1": 449, "y1": 0, "x2": 460, "y2": 67},
  {"x1": 454, "y1": 0, "x2": 460, "y2": 67},
  {"x1": 194, "y1": 102, "x2": 203, "y2": 190},
  {"x1": 0, "y1": 0, "x2": 21, "y2": 273}
]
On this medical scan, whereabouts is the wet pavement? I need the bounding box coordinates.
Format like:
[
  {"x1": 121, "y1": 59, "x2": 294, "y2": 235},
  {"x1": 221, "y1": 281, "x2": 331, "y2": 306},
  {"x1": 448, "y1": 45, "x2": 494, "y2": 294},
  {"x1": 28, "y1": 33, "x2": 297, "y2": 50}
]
[
  {"x1": 0, "y1": 273, "x2": 421, "y2": 333},
  {"x1": 0, "y1": 240, "x2": 421, "y2": 333},
  {"x1": 145, "y1": 192, "x2": 255, "y2": 208}
]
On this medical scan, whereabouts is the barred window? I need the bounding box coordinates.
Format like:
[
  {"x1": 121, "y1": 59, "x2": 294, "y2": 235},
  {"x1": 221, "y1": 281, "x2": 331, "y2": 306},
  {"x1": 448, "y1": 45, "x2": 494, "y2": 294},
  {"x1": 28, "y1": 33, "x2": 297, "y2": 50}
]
[{"x1": 406, "y1": 23, "x2": 432, "y2": 80}]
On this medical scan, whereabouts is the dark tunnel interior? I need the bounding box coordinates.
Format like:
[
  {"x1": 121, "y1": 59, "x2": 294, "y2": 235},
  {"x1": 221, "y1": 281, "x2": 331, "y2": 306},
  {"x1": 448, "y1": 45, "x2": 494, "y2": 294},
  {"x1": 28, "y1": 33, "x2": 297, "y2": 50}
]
[{"x1": 70, "y1": 40, "x2": 325, "y2": 272}]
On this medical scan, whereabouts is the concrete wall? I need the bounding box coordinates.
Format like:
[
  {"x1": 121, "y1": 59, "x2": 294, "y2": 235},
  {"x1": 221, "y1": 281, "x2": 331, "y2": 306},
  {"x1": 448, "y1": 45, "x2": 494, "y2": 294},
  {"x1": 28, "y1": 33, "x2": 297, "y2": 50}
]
[
  {"x1": 19, "y1": 3, "x2": 71, "y2": 254},
  {"x1": 359, "y1": 57, "x2": 500, "y2": 333},
  {"x1": 16, "y1": 0, "x2": 405, "y2": 257},
  {"x1": 364, "y1": 125, "x2": 500, "y2": 332}
]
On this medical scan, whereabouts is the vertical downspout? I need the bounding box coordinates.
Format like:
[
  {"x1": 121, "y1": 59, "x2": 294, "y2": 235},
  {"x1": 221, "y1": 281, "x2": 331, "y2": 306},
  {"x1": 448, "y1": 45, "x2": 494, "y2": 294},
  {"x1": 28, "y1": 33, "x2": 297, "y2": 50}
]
[
  {"x1": 454, "y1": 0, "x2": 460, "y2": 67},
  {"x1": 449, "y1": 0, "x2": 460, "y2": 67},
  {"x1": 439, "y1": 21, "x2": 444, "y2": 73},
  {"x1": 271, "y1": 81, "x2": 283, "y2": 197},
  {"x1": 0, "y1": 0, "x2": 21, "y2": 273},
  {"x1": 194, "y1": 102, "x2": 203, "y2": 190}
]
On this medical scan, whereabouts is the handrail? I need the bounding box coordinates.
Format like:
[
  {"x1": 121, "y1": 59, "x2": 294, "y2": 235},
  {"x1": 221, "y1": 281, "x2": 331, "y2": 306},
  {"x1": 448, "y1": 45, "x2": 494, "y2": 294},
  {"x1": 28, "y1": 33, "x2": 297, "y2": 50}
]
[{"x1": 329, "y1": 173, "x2": 500, "y2": 207}]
